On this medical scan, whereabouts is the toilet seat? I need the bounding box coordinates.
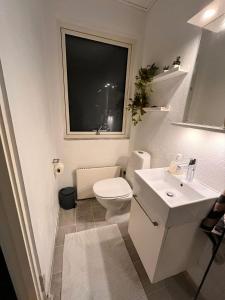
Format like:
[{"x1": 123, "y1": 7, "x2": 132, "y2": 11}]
[
  {"x1": 92, "y1": 151, "x2": 150, "y2": 223},
  {"x1": 96, "y1": 192, "x2": 133, "y2": 201},
  {"x1": 93, "y1": 177, "x2": 132, "y2": 199}
]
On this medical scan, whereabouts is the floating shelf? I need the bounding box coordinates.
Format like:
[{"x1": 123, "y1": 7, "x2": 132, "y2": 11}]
[
  {"x1": 143, "y1": 106, "x2": 170, "y2": 112},
  {"x1": 172, "y1": 122, "x2": 225, "y2": 133},
  {"x1": 153, "y1": 67, "x2": 187, "y2": 83}
]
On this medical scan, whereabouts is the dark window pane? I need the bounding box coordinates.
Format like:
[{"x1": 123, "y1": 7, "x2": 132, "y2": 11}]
[{"x1": 65, "y1": 34, "x2": 128, "y2": 132}]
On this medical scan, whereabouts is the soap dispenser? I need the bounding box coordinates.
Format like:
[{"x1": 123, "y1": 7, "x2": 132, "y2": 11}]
[{"x1": 168, "y1": 153, "x2": 182, "y2": 174}]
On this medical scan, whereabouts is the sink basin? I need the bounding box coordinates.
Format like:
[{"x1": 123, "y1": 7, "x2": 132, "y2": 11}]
[{"x1": 134, "y1": 168, "x2": 219, "y2": 227}]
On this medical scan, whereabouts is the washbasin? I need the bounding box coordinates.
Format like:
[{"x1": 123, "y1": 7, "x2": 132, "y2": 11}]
[{"x1": 134, "y1": 168, "x2": 219, "y2": 227}]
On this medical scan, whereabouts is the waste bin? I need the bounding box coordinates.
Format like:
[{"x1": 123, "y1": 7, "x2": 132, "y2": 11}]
[{"x1": 58, "y1": 187, "x2": 77, "y2": 210}]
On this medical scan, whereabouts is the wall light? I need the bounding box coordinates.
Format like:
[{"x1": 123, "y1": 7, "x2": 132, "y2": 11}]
[
  {"x1": 221, "y1": 20, "x2": 225, "y2": 29},
  {"x1": 202, "y1": 9, "x2": 216, "y2": 20},
  {"x1": 187, "y1": 0, "x2": 224, "y2": 30},
  {"x1": 205, "y1": 13, "x2": 225, "y2": 32}
]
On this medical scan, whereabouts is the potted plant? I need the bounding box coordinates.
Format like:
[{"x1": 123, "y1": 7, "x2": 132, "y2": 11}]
[
  {"x1": 172, "y1": 56, "x2": 181, "y2": 68},
  {"x1": 127, "y1": 63, "x2": 159, "y2": 125},
  {"x1": 163, "y1": 65, "x2": 170, "y2": 72}
]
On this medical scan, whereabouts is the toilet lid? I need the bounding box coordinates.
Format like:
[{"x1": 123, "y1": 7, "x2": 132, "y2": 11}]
[{"x1": 93, "y1": 177, "x2": 132, "y2": 198}]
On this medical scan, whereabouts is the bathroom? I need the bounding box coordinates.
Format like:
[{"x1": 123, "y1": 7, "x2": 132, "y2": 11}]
[{"x1": 0, "y1": 0, "x2": 225, "y2": 299}]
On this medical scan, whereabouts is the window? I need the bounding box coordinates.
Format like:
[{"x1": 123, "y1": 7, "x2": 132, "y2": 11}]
[{"x1": 61, "y1": 28, "x2": 133, "y2": 139}]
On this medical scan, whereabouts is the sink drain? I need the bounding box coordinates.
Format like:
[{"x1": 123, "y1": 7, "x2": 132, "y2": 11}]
[{"x1": 166, "y1": 191, "x2": 174, "y2": 197}]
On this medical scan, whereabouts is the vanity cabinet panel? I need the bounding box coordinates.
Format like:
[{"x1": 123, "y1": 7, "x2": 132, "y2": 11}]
[
  {"x1": 129, "y1": 168, "x2": 218, "y2": 283},
  {"x1": 133, "y1": 173, "x2": 169, "y2": 226},
  {"x1": 129, "y1": 197, "x2": 199, "y2": 283},
  {"x1": 128, "y1": 198, "x2": 166, "y2": 282},
  {"x1": 154, "y1": 222, "x2": 198, "y2": 282}
]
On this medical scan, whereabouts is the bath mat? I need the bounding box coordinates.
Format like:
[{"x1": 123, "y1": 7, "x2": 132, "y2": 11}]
[{"x1": 61, "y1": 224, "x2": 147, "y2": 300}]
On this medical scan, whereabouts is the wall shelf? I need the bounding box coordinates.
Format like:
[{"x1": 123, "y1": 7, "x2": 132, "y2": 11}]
[
  {"x1": 172, "y1": 122, "x2": 225, "y2": 133},
  {"x1": 153, "y1": 67, "x2": 187, "y2": 83},
  {"x1": 143, "y1": 106, "x2": 170, "y2": 112}
]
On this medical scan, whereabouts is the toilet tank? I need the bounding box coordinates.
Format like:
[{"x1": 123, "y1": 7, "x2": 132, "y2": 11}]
[{"x1": 126, "y1": 151, "x2": 151, "y2": 187}]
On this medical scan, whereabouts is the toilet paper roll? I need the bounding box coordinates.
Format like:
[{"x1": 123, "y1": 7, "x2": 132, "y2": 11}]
[{"x1": 54, "y1": 162, "x2": 64, "y2": 176}]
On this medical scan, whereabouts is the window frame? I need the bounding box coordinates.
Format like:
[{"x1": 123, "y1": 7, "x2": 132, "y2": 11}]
[{"x1": 61, "y1": 27, "x2": 134, "y2": 139}]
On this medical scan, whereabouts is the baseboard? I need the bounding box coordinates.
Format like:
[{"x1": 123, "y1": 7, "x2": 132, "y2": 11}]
[
  {"x1": 47, "y1": 203, "x2": 60, "y2": 295},
  {"x1": 183, "y1": 271, "x2": 201, "y2": 295}
]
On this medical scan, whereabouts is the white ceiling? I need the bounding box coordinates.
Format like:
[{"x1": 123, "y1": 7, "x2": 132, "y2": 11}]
[{"x1": 117, "y1": 0, "x2": 157, "y2": 11}]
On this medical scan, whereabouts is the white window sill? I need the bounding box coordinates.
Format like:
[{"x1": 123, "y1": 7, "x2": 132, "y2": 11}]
[{"x1": 64, "y1": 133, "x2": 130, "y2": 140}]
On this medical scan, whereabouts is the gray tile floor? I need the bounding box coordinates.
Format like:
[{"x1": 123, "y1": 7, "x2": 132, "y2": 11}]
[{"x1": 50, "y1": 199, "x2": 201, "y2": 300}]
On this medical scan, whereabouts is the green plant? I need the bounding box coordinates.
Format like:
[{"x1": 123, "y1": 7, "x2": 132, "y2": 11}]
[
  {"x1": 173, "y1": 56, "x2": 181, "y2": 66},
  {"x1": 127, "y1": 63, "x2": 159, "y2": 125},
  {"x1": 163, "y1": 65, "x2": 170, "y2": 71}
]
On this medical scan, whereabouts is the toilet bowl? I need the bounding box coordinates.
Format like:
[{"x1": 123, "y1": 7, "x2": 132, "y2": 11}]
[
  {"x1": 93, "y1": 151, "x2": 151, "y2": 223},
  {"x1": 93, "y1": 177, "x2": 133, "y2": 223}
]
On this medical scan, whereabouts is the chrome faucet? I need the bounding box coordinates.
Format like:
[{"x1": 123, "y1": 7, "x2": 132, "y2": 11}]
[{"x1": 186, "y1": 158, "x2": 197, "y2": 182}]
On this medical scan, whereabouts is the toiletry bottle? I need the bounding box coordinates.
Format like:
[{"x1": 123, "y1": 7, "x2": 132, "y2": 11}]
[
  {"x1": 186, "y1": 158, "x2": 197, "y2": 182},
  {"x1": 168, "y1": 153, "x2": 182, "y2": 174}
]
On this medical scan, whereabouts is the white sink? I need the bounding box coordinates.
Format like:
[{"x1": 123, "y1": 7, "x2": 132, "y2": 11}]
[{"x1": 134, "y1": 168, "x2": 219, "y2": 227}]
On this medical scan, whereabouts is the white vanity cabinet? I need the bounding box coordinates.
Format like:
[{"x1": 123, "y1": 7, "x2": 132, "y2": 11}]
[
  {"x1": 128, "y1": 198, "x2": 165, "y2": 282},
  {"x1": 128, "y1": 197, "x2": 197, "y2": 282},
  {"x1": 127, "y1": 169, "x2": 214, "y2": 283}
]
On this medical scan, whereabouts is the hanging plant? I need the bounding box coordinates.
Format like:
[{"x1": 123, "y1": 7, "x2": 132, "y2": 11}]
[
  {"x1": 127, "y1": 63, "x2": 159, "y2": 125},
  {"x1": 172, "y1": 56, "x2": 181, "y2": 68}
]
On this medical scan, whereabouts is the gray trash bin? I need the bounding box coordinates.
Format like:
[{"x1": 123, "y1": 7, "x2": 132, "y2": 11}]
[{"x1": 58, "y1": 187, "x2": 77, "y2": 210}]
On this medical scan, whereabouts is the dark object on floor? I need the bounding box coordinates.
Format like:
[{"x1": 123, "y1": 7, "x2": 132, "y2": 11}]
[
  {"x1": 0, "y1": 248, "x2": 17, "y2": 299},
  {"x1": 194, "y1": 226, "x2": 225, "y2": 300},
  {"x1": 59, "y1": 187, "x2": 77, "y2": 210},
  {"x1": 195, "y1": 190, "x2": 225, "y2": 300},
  {"x1": 200, "y1": 192, "x2": 225, "y2": 232}
]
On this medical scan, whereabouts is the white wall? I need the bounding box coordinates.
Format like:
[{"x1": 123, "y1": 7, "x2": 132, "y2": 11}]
[
  {"x1": 0, "y1": 0, "x2": 147, "y2": 293},
  {"x1": 187, "y1": 29, "x2": 225, "y2": 127},
  {"x1": 46, "y1": 0, "x2": 147, "y2": 187},
  {"x1": 131, "y1": 0, "x2": 225, "y2": 298},
  {"x1": 0, "y1": 0, "x2": 59, "y2": 291}
]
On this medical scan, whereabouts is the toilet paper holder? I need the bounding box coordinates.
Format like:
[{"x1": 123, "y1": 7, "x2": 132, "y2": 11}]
[
  {"x1": 52, "y1": 159, "x2": 64, "y2": 176},
  {"x1": 52, "y1": 158, "x2": 60, "y2": 164}
]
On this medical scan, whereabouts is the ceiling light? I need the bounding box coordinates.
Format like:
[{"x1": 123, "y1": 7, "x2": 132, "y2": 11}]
[
  {"x1": 202, "y1": 9, "x2": 216, "y2": 20},
  {"x1": 204, "y1": 13, "x2": 225, "y2": 32},
  {"x1": 221, "y1": 20, "x2": 225, "y2": 30}
]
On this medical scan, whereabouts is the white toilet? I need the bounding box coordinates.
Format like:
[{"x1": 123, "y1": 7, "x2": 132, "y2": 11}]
[{"x1": 93, "y1": 151, "x2": 151, "y2": 223}]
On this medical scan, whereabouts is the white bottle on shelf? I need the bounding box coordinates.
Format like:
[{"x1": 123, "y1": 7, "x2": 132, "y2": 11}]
[{"x1": 168, "y1": 153, "x2": 183, "y2": 175}]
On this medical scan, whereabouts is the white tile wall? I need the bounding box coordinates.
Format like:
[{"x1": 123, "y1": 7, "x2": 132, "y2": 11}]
[{"x1": 130, "y1": 0, "x2": 225, "y2": 298}]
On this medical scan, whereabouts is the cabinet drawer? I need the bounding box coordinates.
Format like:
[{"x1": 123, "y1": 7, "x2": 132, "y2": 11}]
[
  {"x1": 133, "y1": 173, "x2": 169, "y2": 226},
  {"x1": 128, "y1": 197, "x2": 165, "y2": 282}
]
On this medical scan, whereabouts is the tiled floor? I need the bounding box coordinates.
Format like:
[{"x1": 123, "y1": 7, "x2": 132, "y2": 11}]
[{"x1": 50, "y1": 198, "x2": 202, "y2": 300}]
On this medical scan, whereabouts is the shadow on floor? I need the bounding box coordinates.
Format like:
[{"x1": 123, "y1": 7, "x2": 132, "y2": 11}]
[{"x1": 0, "y1": 247, "x2": 17, "y2": 299}]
